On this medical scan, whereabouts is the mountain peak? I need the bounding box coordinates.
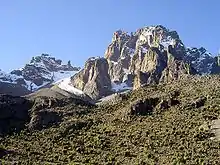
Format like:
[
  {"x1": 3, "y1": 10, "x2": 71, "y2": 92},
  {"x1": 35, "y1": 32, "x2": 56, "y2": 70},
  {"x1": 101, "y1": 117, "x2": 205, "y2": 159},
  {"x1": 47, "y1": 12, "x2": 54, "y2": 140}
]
[
  {"x1": 0, "y1": 54, "x2": 80, "y2": 94},
  {"x1": 70, "y1": 25, "x2": 220, "y2": 99},
  {"x1": 28, "y1": 53, "x2": 77, "y2": 72}
]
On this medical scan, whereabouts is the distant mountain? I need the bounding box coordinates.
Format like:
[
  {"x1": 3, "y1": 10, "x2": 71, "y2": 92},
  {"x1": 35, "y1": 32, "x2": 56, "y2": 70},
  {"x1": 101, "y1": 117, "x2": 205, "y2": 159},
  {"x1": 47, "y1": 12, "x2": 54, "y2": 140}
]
[
  {"x1": 0, "y1": 54, "x2": 80, "y2": 95},
  {"x1": 70, "y1": 25, "x2": 220, "y2": 99}
]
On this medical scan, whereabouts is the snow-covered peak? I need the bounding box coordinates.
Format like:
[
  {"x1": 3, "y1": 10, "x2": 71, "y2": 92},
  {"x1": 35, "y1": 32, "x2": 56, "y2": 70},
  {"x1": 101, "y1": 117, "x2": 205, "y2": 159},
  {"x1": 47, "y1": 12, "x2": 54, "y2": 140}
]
[
  {"x1": 0, "y1": 69, "x2": 23, "y2": 83},
  {"x1": 136, "y1": 25, "x2": 181, "y2": 50},
  {"x1": 112, "y1": 30, "x2": 130, "y2": 42},
  {"x1": 185, "y1": 47, "x2": 214, "y2": 74},
  {"x1": 25, "y1": 53, "x2": 80, "y2": 72},
  {"x1": 0, "y1": 54, "x2": 80, "y2": 92},
  {"x1": 186, "y1": 47, "x2": 212, "y2": 58}
]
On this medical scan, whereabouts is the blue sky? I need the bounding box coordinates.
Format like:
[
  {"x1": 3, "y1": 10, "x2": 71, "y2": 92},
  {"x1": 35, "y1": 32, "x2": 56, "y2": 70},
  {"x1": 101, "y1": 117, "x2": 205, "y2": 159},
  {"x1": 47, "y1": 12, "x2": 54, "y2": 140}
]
[{"x1": 0, "y1": 0, "x2": 220, "y2": 71}]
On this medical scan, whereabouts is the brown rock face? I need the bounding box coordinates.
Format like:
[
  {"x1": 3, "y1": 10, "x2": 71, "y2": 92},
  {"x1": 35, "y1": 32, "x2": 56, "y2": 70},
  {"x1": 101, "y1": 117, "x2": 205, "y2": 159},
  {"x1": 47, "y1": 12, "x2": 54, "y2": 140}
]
[
  {"x1": 132, "y1": 46, "x2": 191, "y2": 89},
  {"x1": 133, "y1": 71, "x2": 149, "y2": 90},
  {"x1": 104, "y1": 30, "x2": 131, "y2": 61},
  {"x1": 71, "y1": 58, "x2": 112, "y2": 99},
  {"x1": 104, "y1": 30, "x2": 137, "y2": 83}
]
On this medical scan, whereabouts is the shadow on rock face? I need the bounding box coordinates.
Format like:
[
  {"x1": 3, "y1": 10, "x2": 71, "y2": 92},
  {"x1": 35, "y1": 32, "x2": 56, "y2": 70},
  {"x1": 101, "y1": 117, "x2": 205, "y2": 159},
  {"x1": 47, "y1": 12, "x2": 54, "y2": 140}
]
[
  {"x1": 130, "y1": 98, "x2": 160, "y2": 116},
  {"x1": 28, "y1": 109, "x2": 62, "y2": 131},
  {"x1": 28, "y1": 96, "x2": 95, "y2": 131},
  {"x1": 186, "y1": 96, "x2": 207, "y2": 109},
  {"x1": 130, "y1": 94, "x2": 181, "y2": 116},
  {"x1": 0, "y1": 94, "x2": 33, "y2": 135}
]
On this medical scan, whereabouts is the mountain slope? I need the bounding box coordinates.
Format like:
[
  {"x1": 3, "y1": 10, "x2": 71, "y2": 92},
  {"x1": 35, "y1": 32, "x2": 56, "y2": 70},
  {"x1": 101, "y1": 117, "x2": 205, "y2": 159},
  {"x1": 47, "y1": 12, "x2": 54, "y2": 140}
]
[{"x1": 1, "y1": 75, "x2": 220, "y2": 164}]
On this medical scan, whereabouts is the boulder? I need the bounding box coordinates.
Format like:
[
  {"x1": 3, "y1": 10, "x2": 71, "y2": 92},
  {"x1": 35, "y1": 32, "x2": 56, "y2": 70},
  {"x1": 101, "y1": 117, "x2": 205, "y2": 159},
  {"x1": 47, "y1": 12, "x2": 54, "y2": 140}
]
[
  {"x1": 130, "y1": 97, "x2": 160, "y2": 116},
  {"x1": 28, "y1": 109, "x2": 61, "y2": 131}
]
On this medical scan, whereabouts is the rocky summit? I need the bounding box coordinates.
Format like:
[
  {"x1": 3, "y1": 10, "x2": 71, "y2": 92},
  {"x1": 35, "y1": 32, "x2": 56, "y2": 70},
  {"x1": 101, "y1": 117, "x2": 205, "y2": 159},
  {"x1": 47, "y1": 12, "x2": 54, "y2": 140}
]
[
  {"x1": 0, "y1": 54, "x2": 80, "y2": 96},
  {"x1": 70, "y1": 25, "x2": 220, "y2": 99}
]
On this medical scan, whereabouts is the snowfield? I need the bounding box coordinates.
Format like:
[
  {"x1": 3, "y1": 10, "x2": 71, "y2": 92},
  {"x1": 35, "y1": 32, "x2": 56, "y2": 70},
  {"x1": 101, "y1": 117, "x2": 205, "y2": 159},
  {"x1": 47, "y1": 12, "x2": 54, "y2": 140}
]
[
  {"x1": 111, "y1": 82, "x2": 132, "y2": 92},
  {"x1": 57, "y1": 77, "x2": 84, "y2": 96}
]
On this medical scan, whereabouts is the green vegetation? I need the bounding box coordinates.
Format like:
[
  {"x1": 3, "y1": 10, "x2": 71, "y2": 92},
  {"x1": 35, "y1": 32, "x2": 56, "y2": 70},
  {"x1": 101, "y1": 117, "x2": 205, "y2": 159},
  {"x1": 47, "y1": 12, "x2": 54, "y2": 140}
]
[{"x1": 1, "y1": 75, "x2": 220, "y2": 164}]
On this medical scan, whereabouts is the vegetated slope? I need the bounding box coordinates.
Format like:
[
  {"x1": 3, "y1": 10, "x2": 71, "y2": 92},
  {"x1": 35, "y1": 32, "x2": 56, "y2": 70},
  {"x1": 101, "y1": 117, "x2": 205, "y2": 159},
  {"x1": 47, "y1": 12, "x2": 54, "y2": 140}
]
[{"x1": 1, "y1": 75, "x2": 220, "y2": 164}]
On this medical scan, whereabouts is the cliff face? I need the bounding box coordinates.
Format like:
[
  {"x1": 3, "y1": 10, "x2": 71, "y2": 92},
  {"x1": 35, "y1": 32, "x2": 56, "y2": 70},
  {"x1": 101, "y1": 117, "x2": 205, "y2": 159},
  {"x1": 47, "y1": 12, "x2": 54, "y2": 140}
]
[{"x1": 71, "y1": 57, "x2": 112, "y2": 100}]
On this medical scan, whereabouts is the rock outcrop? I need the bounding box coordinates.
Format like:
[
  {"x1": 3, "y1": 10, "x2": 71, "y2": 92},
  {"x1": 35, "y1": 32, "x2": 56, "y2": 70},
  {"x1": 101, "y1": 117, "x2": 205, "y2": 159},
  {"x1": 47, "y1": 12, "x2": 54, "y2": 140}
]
[
  {"x1": 71, "y1": 57, "x2": 112, "y2": 99},
  {"x1": 0, "y1": 94, "x2": 33, "y2": 135}
]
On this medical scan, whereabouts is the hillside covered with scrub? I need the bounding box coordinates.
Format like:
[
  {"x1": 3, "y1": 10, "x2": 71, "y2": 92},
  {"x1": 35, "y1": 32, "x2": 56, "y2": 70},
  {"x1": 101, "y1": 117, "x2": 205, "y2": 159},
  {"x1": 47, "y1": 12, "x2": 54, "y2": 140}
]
[{"x1": 0, "y1": 75, "x2": 220, "y2": 164}]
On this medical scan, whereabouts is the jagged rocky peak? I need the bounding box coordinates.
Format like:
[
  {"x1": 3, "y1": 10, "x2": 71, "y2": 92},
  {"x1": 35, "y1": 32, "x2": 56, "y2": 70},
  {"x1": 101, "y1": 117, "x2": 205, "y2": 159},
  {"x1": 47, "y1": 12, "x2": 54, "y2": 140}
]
[
  {"x1": 111, "y1": 30, "x2": 130, "y2": 42},
  {"x1": 103, "y1": 25, "x2": 187, "y2": 88},
  {"x1": 104, "y1": 29, "x2": 135, "y2": 62},
  {"x1": 105, "y1": 25, "x2": 185, "y2": 64},
  {"x1": 0, "y1": 54, "x2": 80, "y2": 95},
  {"x1": 10, "y1": 54, "x2": 81, "y2": 87},
  {"x1": 184, "y1": 47, "x2": 214, "y2": 74},
  {"x1": 49, "y1": 25, "x2": 220, "y2": 100},
  {"x1": 105, "y1": 25, "x2": 183, "y2": 60},
  {"x1": 134, "y1": 25, "x2": 185, "y2": 60},
  {"x1": 26, "y1": 53, "x2": 80, "y2": 72},
  {"x1": 71, "y1": 57, "x2": 112, "y2": 100}
]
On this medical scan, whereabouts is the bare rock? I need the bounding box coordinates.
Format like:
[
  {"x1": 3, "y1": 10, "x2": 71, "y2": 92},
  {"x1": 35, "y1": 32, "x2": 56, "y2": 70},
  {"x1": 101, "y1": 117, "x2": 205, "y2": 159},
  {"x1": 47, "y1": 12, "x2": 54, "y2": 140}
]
[
  {"x1": 28, "y1": 109, "x2": 61, "y2": 131},
  {"x1": 71, "y1": 58, "x2": 112, "y2": 100},
  {"x1": 130, "y1": 97, "x2": 160, "y2": 116}
]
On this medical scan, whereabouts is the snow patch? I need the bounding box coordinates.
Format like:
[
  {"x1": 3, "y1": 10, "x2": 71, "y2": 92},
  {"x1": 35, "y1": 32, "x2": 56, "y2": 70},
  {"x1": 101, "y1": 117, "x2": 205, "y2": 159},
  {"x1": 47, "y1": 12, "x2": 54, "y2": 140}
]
[
  {"x1": 88, "y1": 56, "x2": 101, "y2": 61},
  {"x1": 128, "y1": 47, "x2": 135, "y2": 56},
  {"x1": 24, "y1": 80, "x2": 50, "y2": 91},
  {"x1": 0, "y1": 70, "x2": 23, "y2": 84},
  {"x1": 111, "y1": 61, "x2": 118, "y2": 65},
  {"x1": 111, "y1": 82, "x2": 132, "y2": 92},
  {"x1": 160, "y1": 36, "x2": 175, "y2": 49},
  {"x1": 58, "y1": 77, "x2": 84, "y2": 96},
  {"x1": 52, "y1": 71, "x2": 77, "y2": 82},
  {"x1": 122, "y1": 68, "x2": 131, "y2": 83},
  {"x1": 140, "y1": 46, "x2": 148, "y2": 53}
]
